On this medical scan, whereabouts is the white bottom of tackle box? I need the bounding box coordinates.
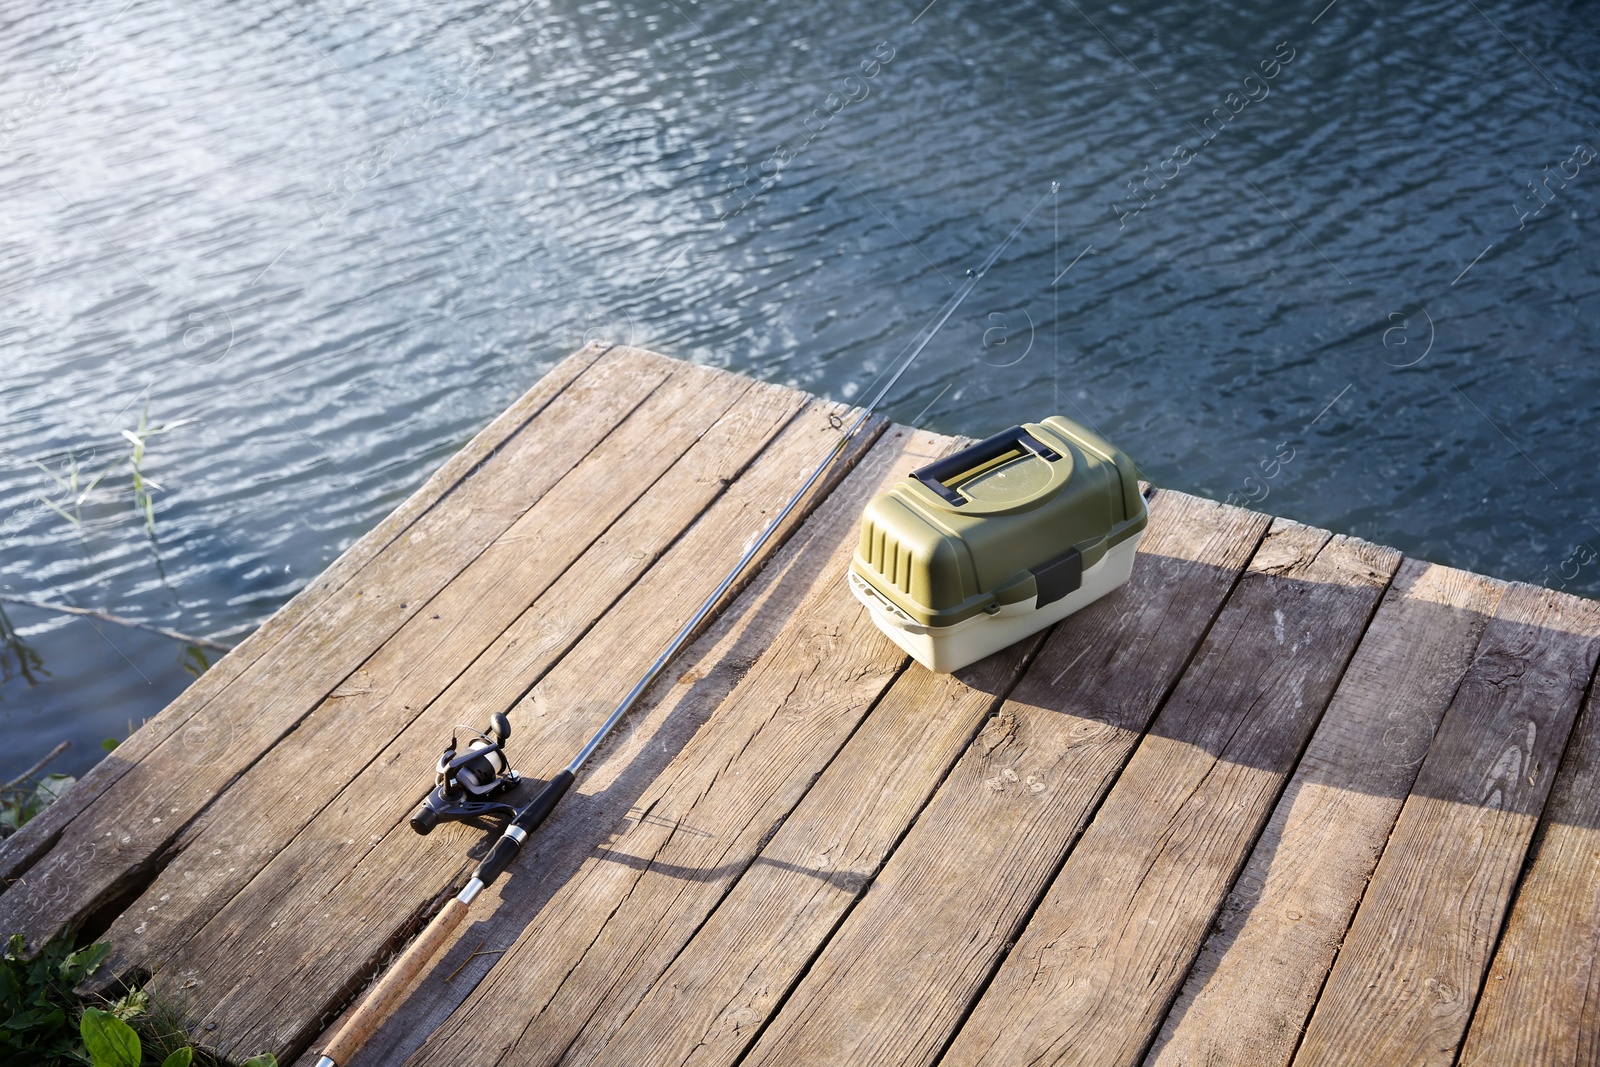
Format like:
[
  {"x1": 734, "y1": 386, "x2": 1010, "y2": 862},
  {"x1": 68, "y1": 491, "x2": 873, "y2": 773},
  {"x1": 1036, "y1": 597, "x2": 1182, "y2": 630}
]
[{"x1": 847, "y1": 531, "x2": 1144, "y2": 674}]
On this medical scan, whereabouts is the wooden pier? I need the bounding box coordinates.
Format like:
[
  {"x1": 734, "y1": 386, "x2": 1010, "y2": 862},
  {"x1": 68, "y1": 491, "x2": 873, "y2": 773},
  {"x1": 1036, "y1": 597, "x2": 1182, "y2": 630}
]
[{"x1": 4, "y1": 344, "x2": 1599, "y2": 1067}]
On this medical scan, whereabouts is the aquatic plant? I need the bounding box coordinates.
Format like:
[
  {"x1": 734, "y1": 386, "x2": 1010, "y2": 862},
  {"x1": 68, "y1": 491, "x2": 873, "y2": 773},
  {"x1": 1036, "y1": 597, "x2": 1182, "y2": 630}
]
[
  {"x1": 33, "y1": 396, "x2": 190, "y2": 538},
  {"x1": 122, "y1": 399, "x2": 190, "y2": 537},
  {"x1": 0, "y1": 735, "x2": 75, "y2": 836},
  {"x1": 0, "y1": 604, "x2": 47, "y2": 689},
  {"x1": 178, "y1": 644, "x2": 211, "y2": 679},
  {"x1": 33, "y1": 448, "x2": 120, "y2": 529}
]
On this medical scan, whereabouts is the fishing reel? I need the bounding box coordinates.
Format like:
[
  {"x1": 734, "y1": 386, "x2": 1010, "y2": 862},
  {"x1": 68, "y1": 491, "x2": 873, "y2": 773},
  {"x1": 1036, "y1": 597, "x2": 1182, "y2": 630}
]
[{"x1": 409, "y1": 712, "x2": 522, "y2": 835}]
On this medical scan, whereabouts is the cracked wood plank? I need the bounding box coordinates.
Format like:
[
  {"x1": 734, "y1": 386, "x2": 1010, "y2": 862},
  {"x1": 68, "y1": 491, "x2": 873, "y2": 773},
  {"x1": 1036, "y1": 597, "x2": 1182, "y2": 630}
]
[
  {"x1": 23, "y1": 344, "x2": 1576, "y2": 1067},
  {"x1": 179, "y1": 382, "x2": 882, "y2": 1064},
  {"x1": 1145, "y1": 559, "x2": 1504, "y2": 1067},
  {"x1": 92, "y1": 358, "x2": 763, "y2": 991},
  {"x1": 943, "y1": 519, "x2": 1400, "y2": 1067},
  {"x1": 0, "y1": 342, "x2": 608, "y2": 886},
  {"x1": 301, "y1": 396, "x2": 885, "y2": 1067},
  {"x1": 1459, "y1": 680, "x2": 1600, "y2": 1066},
  {"x1": 402, "y1": 426, "x2": 946, "y2": 1067},
  {"x1": 139, "y1": 377, "x2": 865, "y2": 1062},
  {"x1": 0, "y1": 346, "x2": 663, "y2": 949},
  {"x1": 740, "y1": 491, "x2": 1273, "y2": 1067},
  {"x1": 561, "y1": 613, "x2": 1045, "y2": 1067},
  {"x1": 1293, "y1": 582, "x2": 1600, "y2": 1067}
]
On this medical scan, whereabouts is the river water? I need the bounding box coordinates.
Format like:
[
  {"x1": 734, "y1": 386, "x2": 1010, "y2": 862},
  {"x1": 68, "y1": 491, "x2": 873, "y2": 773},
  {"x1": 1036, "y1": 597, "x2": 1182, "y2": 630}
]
[{"x1": 2, "y1": 0, "x2": 1597, "y2": 781}]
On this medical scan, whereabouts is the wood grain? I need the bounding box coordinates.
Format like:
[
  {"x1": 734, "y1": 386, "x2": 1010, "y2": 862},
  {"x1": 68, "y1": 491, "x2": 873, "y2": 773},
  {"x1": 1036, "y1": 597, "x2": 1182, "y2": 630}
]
[
  {"x1": 1459, "y1": 681, "x2": 1600, "y2": 1067},
  {"x1": 562, "y1": 623, "x2": 1046, "y2": 1067},
  {"x1": 943, "y1": 520, "x2": 1400, "y2": 1067},
  {"x1": 1293, "y1": 582, "x2": 1600, "y2": 1067},
  {"x1": 0, "y1": 346, "x2": 660, "y2": 950},
  {"x1": 404, "y1": 427, "x2": 946, "y2": 1067},
  {"x1": 0, "y1": 342, "x2": 608, "y2": 885},
  {"x1": 18, "y1": 347, "x2": 1588, "y2": 1067},
  {"x1": 301, "y1": 396, "x2": 887, "y2": 1067},
  {"x1": 318, "y1": 897, "x2": 469, "y2": 1066},
  {"x1": 740, "y1": 492, "x2": 1273, "y2": 1067},
  {"x1": 1146, "y1": 559, "x2": 1504, "y2": 1067},
  {"x1": 164, "y1": 389, "x2": 883, "y2": 1061},
  {"x1": 89, "y1": 359, "x2": 761, "y2": 985}
]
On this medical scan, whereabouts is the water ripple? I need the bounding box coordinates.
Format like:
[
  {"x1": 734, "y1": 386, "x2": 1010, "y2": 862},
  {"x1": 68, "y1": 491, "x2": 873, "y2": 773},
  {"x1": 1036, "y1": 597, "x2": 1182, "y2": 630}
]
[{"x1": 1, "y1": 0, "x2": 1597, "y2": 777}]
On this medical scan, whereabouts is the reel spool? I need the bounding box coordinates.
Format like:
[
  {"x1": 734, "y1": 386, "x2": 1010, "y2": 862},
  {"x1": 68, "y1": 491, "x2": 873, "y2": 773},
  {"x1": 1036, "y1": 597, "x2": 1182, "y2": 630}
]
[{"x1": 409, "y1": 712, "x2": 522, "y2": 834}]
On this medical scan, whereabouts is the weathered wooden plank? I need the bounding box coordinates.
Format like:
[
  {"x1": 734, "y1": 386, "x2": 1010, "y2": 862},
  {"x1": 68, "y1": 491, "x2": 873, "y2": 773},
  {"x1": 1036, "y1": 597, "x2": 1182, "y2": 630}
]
[
  {"x1": 1459, "y1": 682, "x2": 1600, "y2": 1066},
  {"x1": 0, "y1": 346, "x2": 665, "y2": 948},
  {"x1": 173, "y1": 395, "x2": 886, "y2": 1061},
  {"x1": 1145, "y1": 560, "x2": 1504, "y2": 1067},
  {"x1": 0, "y1": 342, "x2": 608, "y2": 884},
  {"x1": 942, "y1": 521, "x2": 1400, "y2": 1067},
  {"x1": 91, "y1": 359, "x2": 763, "y2": 985},
  {"x1": 302, "y1": 398, "x2": 888, "y2": 1067},
  {"x1": 741, "y1": 491, "x2": 1273, "y2": 1067},
  {"x1": 556, "y1": 621, "x2": 1047, "y2": 1067},
  {"x1": 403, "y1": 427, "x2": 944, "y2": 1067},
  {"x1": 1293, "y1": 583, "x2": 1600, "y2": 1067}
]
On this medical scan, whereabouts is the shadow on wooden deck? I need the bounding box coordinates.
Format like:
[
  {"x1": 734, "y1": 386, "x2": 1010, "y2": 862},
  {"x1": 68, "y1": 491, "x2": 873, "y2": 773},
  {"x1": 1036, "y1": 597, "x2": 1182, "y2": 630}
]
[{"x1": 2, "y1": 346, "x2": 1597, "y2": 1067}]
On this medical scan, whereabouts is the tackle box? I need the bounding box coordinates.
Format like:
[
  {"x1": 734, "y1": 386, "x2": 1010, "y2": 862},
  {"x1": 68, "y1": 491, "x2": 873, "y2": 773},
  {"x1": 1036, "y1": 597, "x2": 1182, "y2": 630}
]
[{"x1": 848, "y1": 416, "x2": 1147, "y2": 673}]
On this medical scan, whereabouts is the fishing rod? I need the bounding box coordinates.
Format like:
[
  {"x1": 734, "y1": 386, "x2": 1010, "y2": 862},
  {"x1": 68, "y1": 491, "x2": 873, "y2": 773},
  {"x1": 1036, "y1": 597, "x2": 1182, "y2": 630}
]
[{"x1": 313, "y1": 183, "x2": 1055, "y2": 1067}]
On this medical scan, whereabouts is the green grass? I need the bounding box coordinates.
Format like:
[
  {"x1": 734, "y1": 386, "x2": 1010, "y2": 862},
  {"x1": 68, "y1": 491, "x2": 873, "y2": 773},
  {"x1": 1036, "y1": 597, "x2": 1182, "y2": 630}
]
[{"x1": 1, "y1": 934, "x2": 279, "y2": 1067}]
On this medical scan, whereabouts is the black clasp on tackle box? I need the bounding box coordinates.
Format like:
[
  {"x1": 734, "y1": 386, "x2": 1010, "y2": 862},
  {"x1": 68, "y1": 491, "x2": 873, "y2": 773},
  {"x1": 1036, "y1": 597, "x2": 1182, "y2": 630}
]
[{"x1": 1029, "y1": 545, "x2": 1083, "y2": 607}]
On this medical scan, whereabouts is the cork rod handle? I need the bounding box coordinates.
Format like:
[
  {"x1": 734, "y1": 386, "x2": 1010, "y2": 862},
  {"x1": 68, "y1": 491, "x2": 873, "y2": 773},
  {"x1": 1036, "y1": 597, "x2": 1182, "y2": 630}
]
[{"x1": 316, "y1": 896, "x2": 470, "y2": 1066}]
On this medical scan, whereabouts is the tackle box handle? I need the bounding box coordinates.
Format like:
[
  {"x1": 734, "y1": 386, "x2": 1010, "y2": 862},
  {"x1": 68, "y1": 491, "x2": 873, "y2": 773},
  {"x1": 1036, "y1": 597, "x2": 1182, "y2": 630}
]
[{"x1": 912, "y1": 425, "x2": 1062, "y2": 506}]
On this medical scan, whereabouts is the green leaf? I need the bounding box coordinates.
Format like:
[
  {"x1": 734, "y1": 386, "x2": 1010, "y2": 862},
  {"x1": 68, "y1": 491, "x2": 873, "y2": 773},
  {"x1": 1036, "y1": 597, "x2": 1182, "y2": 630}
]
[
  {"x1": 82, "y1": 456, "x2": 125, "y2": 497},
  {"x1": 80, "y1": 1006, "x2": 141, "y2": 1067},
  {"x1": 60, "y1": 941, "x2": 111, "y2": 984},
  {"x1": 101, "y1": 737, "x2": 120, "y2": 752},
  {"x1": 35, "y1": 774, "x2": 75, "y2": 804},
  {"x1": 159, "y1": 1047, "x2": 194, "y2": 1067},
  {"x1": 106, "y1": 985, "x2": 148, "y2": 1021},
  {"x1": 33, "y1": 459, "x2": 74, "y2": 495},
  {"x1": 241, "y1": 1055, "x2": 279, "y2": 1067},
  {"x1": 4, "y1": 1005, "x2": 50, "y2": 1028},
  {"x1": 34, "y1": 492, "x2": 83, "y2": 527}
]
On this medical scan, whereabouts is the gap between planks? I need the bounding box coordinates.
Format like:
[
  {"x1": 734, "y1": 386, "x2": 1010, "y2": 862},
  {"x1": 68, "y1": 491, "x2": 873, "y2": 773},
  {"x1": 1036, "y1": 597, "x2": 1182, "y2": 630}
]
[
  {"x1": 291, "y1": 390, "x2": 887, "y2": 1067},
  {"x1": 93, "y1": 355, "x2": 767, "y2": 993},
  {"x1": 401, "y1": 427, "x2": 955, "y2": 1067},
  {"x1": 154, "y1": 375, "x2": 879, "y2": 1060},
  {"x1": 1144, "y1": 559, "x2": 1507, "y2": 1067},
  {"x1": 0, "y1": 343, "x2": 613, "y2": 888}
]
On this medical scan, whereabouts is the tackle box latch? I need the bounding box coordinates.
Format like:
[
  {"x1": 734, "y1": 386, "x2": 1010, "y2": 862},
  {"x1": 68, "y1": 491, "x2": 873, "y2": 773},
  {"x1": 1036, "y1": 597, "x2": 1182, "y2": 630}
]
[{"x1": 910, "y1": 426, "x2": 1061, "y2": 507}]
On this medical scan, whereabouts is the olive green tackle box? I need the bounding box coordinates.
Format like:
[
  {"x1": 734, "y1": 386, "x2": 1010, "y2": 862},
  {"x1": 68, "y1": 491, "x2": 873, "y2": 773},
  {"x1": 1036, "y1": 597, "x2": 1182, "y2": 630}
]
[{"x1": 848, "y1": 416, "x2": 1147, "y2": 673}]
